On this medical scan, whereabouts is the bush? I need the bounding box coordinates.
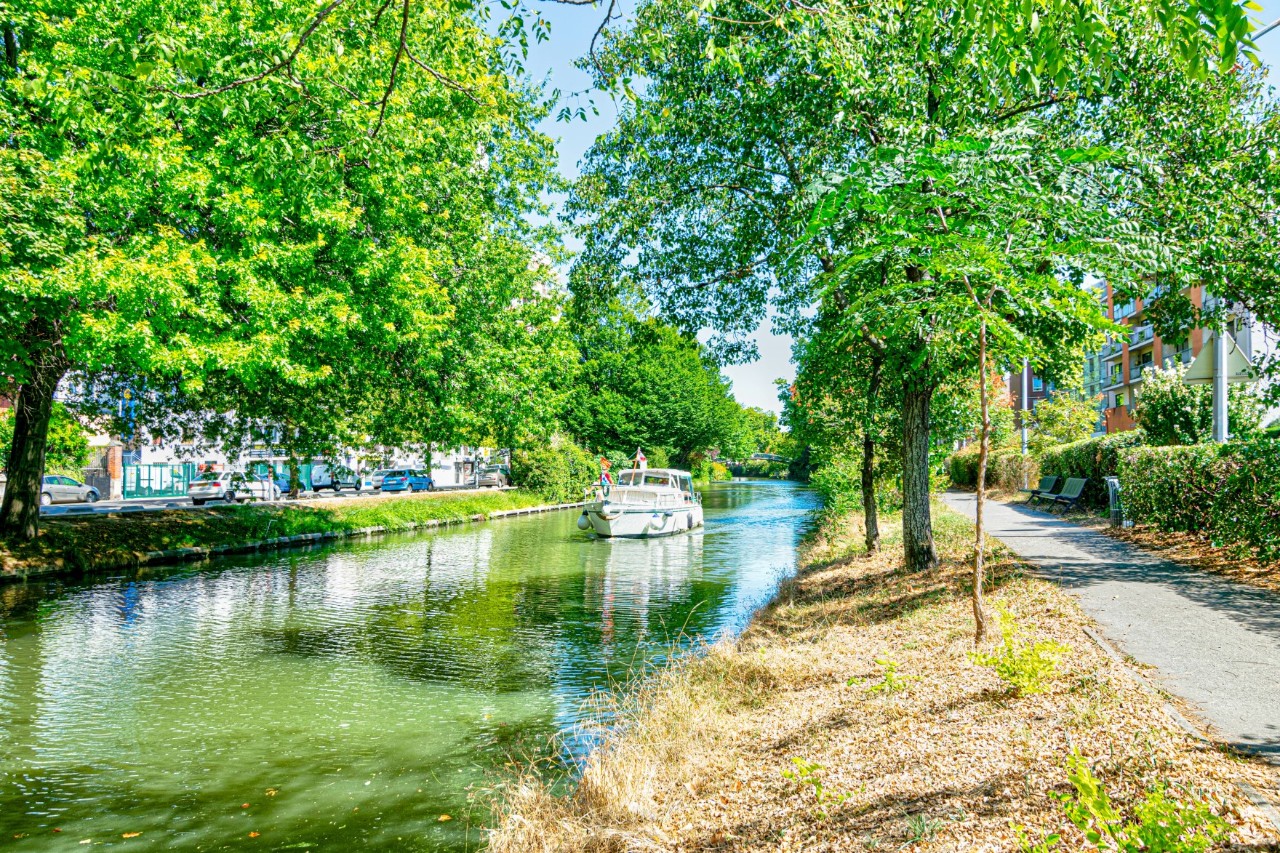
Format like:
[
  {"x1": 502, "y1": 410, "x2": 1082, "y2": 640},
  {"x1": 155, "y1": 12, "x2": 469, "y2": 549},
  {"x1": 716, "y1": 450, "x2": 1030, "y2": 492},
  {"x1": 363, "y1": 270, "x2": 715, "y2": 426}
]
[
  {"x1": 1036, "y1": 431, "x2": 1145, "y2": 510},
  {"x1": 946, "y1": 445, "x2": 1038, "y2": 492},
  {"x1": 969, "y1": 604, "x2": 1068, "y2": 696},
  {"x1": 811, "y1": 450, "x2": 902, "y2": 516},
  {"x1": 1119, "y1": 439, "x2": 1280, "y2": 560},
  {"x1": 1135, "y1": 362, "x2": 1264, "y2": 446},
  {"x1": 510, "y1": 436, "x2": 597, "y2": 503}
]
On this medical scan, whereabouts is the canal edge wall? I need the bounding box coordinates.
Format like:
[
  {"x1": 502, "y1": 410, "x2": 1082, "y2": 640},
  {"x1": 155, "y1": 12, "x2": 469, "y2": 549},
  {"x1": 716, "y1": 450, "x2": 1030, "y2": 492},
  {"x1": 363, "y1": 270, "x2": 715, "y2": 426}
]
[{"x1": 2, "y1": 501, "x2": 585, "y2": 584}]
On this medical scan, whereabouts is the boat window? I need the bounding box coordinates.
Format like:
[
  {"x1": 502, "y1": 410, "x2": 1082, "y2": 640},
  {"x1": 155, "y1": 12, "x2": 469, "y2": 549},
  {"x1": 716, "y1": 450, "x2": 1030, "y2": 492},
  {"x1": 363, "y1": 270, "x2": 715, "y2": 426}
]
[
  {"x1": 644, "y1": 473, "x2": 672, "y2": 488},
  {"x1": 617, "y1": 471, "x2": 637, "y2": 486}
]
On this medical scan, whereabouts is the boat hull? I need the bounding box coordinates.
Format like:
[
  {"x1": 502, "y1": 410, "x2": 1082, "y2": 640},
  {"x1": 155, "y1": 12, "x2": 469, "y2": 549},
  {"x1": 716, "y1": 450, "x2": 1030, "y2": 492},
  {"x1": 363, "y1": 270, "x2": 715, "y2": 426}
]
[{"x1": 585, "y1": 504, "x2": 704, "y2": 538}]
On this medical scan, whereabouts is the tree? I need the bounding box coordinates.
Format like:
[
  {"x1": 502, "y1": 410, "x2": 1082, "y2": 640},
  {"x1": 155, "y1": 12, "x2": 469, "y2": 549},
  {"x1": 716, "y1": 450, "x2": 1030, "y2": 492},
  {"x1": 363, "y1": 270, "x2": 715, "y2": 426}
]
[
  {"x1": 0, "y1": 402, "x2": 89, "y2": 476},
  {"x1": 568, "y1": 0, "x2": 1234, "y2": 591},
  {"x1": 565, "y1": 303, "x2": 745, "y2": 464},
  {"x1": 1028, "y1": 393, "x2": 1099, "y2": 453},
  {"x1": 1135, "y1": 363, "x2": 1264, "y2": 445},
  {"x1": 1, "y1": 0, "x2": 558, "y2": 538}
]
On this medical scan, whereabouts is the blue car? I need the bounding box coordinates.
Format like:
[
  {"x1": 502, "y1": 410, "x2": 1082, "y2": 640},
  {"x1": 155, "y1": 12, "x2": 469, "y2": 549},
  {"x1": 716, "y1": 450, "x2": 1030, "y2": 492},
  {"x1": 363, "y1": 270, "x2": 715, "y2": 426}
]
[{"x1": 380, "y1": 468, "x2": 433, "y2": 493}]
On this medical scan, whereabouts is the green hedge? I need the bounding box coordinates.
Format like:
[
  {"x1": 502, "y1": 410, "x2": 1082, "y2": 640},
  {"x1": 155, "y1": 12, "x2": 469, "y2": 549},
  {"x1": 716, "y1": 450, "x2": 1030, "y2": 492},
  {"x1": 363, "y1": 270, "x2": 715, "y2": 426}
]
[
  {"x1": 946, "y1": 445, "x2": 1037, "y2": 492},
  {"x1": 1119, "y1": 440, "x2": 1280, "y2": 560},
  {"x1": 1036, "y1": 431, "x2": 1145, "y2": 510}
]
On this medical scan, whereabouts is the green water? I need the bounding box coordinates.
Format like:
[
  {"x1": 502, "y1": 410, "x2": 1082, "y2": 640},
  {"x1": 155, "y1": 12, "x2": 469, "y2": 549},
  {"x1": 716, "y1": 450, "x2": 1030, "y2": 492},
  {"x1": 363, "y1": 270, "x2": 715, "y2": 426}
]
[{"x1": 0, "y1": 480, "x2": 817, "y2": 850}]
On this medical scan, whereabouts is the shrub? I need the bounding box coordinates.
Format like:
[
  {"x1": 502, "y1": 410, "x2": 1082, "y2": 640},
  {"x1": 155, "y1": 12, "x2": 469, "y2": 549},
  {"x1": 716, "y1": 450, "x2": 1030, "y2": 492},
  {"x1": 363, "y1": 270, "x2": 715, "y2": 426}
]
[
  {"x1": 510, "y1": 436, "x2": 597, "y2": 503},
  {"x1": 1021, "y1": 751, "x2": 1232, "y2": 852},
  {"x1": 1036, "y1": 431, "x2": 1145, "y2": 509},
  {"x1": 1135, "y1": 362, "x2": 1264, "y2": 446},
  {"x1": 811, "y1": 450, "x2": 903, "y2": 515},
  {"x1": 946, "y1": 445, "x2": 1037, "y2": 492},
  {"x1": 969, "y1": 604, "x2": 1068, "y2": 695},
  {"x1": 1119, "y1": 439, "x2": 1280, "y2": 560}
]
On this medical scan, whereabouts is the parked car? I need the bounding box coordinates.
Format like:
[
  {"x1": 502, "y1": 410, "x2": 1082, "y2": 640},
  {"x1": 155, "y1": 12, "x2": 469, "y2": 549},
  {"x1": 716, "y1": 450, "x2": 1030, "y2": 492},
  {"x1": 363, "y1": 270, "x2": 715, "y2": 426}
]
[
  {"x1": 188, "y1": 471, "x2": 281, "y2": 506},
  {"x1": 311, "y1": 463, "x2": 361, "y2": 493},
  {"x1": 476, "y1": 464, "x2": 510, "y2": 488},
  {"x1": 40, "y1": 475, "x2": 100, "y2": 506},
  {"x1": 370, "y1": 468, "x2": 392, "y2": 491},
  {"x1": 380, "y1": 469, "x2": 433, "y2": 493}
]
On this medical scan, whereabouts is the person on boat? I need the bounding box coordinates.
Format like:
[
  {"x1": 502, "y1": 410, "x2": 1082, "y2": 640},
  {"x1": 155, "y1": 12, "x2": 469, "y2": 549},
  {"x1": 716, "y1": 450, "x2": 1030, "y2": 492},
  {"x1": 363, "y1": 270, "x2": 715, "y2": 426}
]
[{"x1": 599, "y1": 457, "x2": 614, "y2": 487}]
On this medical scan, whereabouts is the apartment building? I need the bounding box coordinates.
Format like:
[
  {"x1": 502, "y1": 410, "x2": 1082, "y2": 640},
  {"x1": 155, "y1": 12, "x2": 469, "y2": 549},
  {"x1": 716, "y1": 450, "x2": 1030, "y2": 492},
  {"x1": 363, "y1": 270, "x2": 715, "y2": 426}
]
[{"x1": 1091, "y1": 282, "x2": 1277, "y2": 434}]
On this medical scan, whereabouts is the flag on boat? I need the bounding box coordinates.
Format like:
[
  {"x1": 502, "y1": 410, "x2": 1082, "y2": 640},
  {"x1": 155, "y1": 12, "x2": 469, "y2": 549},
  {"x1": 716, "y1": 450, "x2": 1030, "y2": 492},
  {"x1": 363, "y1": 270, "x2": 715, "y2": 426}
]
[{"x1": 634, "y1": 448, "x2": 647, "y2": 471}]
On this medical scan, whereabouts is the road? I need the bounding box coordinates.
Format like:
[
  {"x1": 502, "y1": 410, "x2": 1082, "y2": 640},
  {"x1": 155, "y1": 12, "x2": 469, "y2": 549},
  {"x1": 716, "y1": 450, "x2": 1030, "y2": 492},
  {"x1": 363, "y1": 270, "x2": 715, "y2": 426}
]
[
  {"x1": 39, "y1": 484, "x2": 507, "y2": 517},
  {"x1": 943, "y1": 490, "x2": 1280, "y2": 762}
]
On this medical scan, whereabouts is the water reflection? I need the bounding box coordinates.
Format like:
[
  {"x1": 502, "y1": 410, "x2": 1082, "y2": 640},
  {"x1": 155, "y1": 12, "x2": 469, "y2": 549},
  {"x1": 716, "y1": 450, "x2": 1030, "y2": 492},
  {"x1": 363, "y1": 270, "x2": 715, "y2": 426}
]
[{"x1": 0, "y1": 480, "x2": 816, "y2": 850}]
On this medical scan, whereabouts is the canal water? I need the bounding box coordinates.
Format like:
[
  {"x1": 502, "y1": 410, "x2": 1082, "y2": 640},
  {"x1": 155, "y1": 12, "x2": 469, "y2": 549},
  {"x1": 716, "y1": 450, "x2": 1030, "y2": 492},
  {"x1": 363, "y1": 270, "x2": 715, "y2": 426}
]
[{"x1": 0, "y1": 480, "x2": 817, "y2": 851}]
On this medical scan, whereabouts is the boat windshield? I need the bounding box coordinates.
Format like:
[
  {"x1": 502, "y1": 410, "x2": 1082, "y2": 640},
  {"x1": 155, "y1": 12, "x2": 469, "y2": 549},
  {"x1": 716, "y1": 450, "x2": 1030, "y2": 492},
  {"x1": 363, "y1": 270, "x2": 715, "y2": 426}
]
[{"x1": 644, "y1": 473, "x2": 673, "y2": 487}]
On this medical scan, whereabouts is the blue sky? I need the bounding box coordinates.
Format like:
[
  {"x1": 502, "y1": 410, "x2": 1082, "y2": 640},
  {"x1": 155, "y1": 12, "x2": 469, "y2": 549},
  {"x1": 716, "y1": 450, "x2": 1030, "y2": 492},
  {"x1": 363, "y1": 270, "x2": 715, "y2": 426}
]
[{"x1": 523, "y1": 2, "x2": 1280, "y2": 415}]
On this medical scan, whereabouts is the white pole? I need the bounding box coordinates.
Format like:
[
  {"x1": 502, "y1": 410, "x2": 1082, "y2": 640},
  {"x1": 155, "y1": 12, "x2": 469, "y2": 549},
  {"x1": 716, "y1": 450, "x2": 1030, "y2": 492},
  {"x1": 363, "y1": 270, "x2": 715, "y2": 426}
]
[{"x1": 1213, "y1": 328, "x2": 1229, "y2": 443}]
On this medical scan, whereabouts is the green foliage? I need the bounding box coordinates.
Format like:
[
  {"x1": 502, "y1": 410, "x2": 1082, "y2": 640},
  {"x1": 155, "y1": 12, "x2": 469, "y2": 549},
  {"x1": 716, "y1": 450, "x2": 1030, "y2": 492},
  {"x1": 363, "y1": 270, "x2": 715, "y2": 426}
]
[
  {"x1": 1119, "y1": 440, "x2": 1280, "y2": 561},
  {"x1": 969, "y1": 604, "x2": 1068, "y2": 695},
  {"x1": 946, "y1": 446, "x2": 1038, "y2": 493},
  {"x1": 1134, "y1": 363, "x2": 1264, "y2": 446},
  {"x1": 0, "y1": 0, "x2": 569, "y2": 535},
  {"x1": 1023, "y1": 752, "x2": 1232, "y2": 852},
  {"x1": 509, "y1": 437, "x2": 597, "y2": 504},
  {"x1": 0, "y1": 403, "x2": 90, "y2": 475},
  {"x1": 810, "y1": 450, "x2": 903, "y2": 517},
  {"x1": 848, "y1": 656, "x2": 919, "y2": 695},
  {"x1": 903, "y1": 814, "x2": 947, "y2": 844},
  {"x1": 1029, "y1": 395, "x2": 1100, "y2": 454},
  {"x1": 565, "y1": 309, "x2": 746, "y2": 464},
  {"x1": 1036, "y1": 432, "x2": 1146, "y2": 510},
  {"x1": 781, "y1": 758, "x2": 850, "y2": 818}
]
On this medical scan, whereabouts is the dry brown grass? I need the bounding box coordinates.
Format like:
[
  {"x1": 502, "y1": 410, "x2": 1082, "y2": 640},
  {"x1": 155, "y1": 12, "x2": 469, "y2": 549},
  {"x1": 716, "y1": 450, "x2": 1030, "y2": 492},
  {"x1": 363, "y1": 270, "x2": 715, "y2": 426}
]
[{"x1": 487, "y1": 504, "x2": 1280, "y2": 852}]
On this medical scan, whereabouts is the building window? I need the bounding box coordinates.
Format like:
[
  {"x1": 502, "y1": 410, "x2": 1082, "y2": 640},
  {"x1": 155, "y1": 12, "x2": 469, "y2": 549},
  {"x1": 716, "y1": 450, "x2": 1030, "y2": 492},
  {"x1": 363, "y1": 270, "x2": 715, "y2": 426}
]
[
  {"x1": 1032, "y1": 377, "x2": 1043, "y2": 392},
  {"x1": 1114, "y1": 391, "x2": 1126, "y2": 409}
]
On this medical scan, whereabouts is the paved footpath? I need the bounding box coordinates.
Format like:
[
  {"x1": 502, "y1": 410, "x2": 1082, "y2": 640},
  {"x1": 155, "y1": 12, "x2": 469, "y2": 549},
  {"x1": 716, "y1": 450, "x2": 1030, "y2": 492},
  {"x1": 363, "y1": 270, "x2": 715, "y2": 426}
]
[{"x1": 943, "y1": 491, "x2": 1280, "y2": 761}]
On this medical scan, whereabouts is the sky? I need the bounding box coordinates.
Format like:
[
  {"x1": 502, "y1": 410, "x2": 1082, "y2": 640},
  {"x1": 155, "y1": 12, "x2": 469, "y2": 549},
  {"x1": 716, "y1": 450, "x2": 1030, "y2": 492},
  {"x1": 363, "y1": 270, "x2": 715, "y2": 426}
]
[{"x1": 520, "y1": 1, "x2": 1280, "y2": 416}]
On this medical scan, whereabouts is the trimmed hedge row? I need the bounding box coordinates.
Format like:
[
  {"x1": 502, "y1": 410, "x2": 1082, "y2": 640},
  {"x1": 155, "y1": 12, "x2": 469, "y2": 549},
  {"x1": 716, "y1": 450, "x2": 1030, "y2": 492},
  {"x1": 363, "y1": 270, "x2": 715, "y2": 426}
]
[
  {"x1": 946, "y1": 445, "x2": 1039, "y2": 493},
  {"x1": 1119, "y1": 440, "x2": 1280, "y2": 561},
  {"x1": 1034, "y1": 431, "x2": 1145, "y2": 510}
]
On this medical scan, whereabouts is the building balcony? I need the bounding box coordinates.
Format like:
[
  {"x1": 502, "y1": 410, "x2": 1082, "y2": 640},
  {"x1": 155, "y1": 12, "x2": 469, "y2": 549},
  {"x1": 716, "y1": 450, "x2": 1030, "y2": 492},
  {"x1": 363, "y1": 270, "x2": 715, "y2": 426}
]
[
  {"x1": 1102, "y1": 372, "x2": 1126, "y2": 391},
  {"x1": 1130, "y1": 362, "x2": 1155, "y2": 383},
  {"x1": 1100, "y1": 338, "x2": 1125, "y2": 360},
  {"x1": 1129, "y1": 323, "x2": 1155, "y2": 348}
]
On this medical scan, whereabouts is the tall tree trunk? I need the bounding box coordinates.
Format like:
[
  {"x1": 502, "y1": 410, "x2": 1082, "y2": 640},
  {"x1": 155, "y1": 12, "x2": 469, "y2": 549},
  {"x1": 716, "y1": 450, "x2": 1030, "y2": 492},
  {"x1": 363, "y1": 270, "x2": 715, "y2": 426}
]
[
  {"x1": 0, "y1": 361, "x2": 67, "y2": 541},
  {"x1": 901, "y1": 372, "x2": 938, "y2": 572},
  {"x1": 972, "y1": 320, "x2": 991, "y2": 643},
  {"x1": 861, "y1": 348, "x2": 883, "y2": 553}
]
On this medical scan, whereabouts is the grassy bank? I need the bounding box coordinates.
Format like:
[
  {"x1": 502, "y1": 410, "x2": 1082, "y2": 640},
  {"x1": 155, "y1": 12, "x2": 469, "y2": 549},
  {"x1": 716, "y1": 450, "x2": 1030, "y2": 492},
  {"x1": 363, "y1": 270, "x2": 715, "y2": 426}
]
[
  {"x1": 1, "y1": 489, "x2": 555, "y2": 578},
  {"x1": 489, "y1": 504, "x2": 1280, "y2": 851}
]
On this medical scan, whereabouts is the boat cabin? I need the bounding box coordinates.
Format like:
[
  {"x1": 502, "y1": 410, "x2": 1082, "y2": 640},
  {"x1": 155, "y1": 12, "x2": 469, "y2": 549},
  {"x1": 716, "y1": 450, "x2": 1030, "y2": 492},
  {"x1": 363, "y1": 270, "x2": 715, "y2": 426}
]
[{"x1": 612, "y1": 468, "x2": 697, "y2": 502}]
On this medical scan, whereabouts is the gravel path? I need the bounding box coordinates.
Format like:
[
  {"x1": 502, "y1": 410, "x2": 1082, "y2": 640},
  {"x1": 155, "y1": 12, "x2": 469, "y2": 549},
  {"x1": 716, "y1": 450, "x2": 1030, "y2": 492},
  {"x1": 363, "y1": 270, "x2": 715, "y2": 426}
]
[{"x1": 943, "y1": 491, "x2": 1280, "y2": 762}]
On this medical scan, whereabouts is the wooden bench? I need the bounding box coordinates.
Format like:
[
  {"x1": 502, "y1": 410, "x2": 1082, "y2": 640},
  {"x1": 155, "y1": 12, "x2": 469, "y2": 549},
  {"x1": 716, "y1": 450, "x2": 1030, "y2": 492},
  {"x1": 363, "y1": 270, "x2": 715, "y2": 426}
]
[
  {"x1": 1020, "y1": 475, "x2": 1059, "y2": 506},
  {"x1": 1051, "y1": 477, "x2": 1088, "y2": 513}
]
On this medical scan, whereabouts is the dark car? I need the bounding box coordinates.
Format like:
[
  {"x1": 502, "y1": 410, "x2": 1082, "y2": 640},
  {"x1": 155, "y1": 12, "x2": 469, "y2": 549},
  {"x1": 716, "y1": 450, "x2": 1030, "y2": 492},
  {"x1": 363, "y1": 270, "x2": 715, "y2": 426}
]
[{"x1": 380, "y1": 469, "x2": 433, "y2": 493}]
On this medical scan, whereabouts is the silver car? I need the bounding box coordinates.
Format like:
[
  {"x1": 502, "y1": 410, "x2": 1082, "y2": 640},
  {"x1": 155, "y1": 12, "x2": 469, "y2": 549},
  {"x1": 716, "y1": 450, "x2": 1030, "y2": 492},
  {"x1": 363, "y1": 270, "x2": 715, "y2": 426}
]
[
  {"x1": 370, "y1": 468, "x2": 392, "y2": 491},
  {"x1": 40, "y1": 475, "x2": 100, "y2": 506},
  {"x1": 188, "y1": 471, "x2": 281, "y2": 506}
]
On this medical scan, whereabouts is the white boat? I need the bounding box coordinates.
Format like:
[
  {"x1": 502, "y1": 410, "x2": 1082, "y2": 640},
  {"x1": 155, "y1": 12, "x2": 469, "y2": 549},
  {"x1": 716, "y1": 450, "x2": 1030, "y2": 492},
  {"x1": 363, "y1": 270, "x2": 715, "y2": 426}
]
[{"x1": 579, "y1": 468, "x2": 704, "y2": 538}]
